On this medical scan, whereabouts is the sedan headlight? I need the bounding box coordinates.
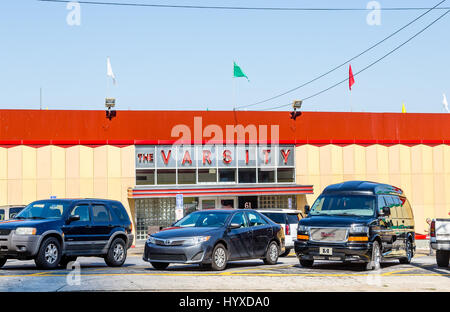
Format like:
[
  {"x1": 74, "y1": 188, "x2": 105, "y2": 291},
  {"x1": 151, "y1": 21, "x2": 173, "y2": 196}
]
[
  {"x1": 349, "y1": 225, "x2": 369, "y2": 234},
  {"x1": 297, "y1": 225, "x2": 310, "y2": 233},
  {"x1": 182, "y1": 236, "x2": 211, "y2": 246},
  {"x1": 147, "y1": 236, "x2": 156, "y2": 244},
  {"x1": 15, "y1": 227, "x2": 36, "y2": 235}
]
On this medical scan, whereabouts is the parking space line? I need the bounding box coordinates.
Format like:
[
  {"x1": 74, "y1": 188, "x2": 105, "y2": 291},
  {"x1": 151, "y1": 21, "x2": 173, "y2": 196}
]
[{"x1": 381, "y1": 268, "x2": 416, "y2": 276}]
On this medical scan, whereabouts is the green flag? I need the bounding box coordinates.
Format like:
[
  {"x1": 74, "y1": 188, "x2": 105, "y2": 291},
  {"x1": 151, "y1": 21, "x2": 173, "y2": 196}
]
[{"x1": 233, "y1": 62, "x2": 249, "y2": 81}]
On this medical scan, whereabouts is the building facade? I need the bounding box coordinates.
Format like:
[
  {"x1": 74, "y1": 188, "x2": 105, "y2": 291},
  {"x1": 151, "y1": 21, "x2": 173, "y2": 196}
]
[{"x1": 0, "y1": 110, "x2": 449, "y2": 238}]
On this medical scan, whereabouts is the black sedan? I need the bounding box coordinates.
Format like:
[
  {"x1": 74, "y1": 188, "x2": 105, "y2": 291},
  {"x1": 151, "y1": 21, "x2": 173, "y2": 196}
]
[{"x1": 143, "y1": 209, "x2": 285, "y2": 271}]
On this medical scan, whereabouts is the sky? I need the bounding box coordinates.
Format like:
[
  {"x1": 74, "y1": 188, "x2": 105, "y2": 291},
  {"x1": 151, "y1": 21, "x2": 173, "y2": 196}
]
[{"x1": 0, "y1": 0, "x2": 449, "y2": 113}]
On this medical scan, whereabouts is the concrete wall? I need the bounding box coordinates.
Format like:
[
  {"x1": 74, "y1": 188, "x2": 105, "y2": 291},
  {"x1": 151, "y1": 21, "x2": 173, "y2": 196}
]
[
  {"x1": 0, "y1": 145, "x2": 136, "y2": 232},
  {"x1": 296, "y1": 144, "x2": 450, "y2": 234}
]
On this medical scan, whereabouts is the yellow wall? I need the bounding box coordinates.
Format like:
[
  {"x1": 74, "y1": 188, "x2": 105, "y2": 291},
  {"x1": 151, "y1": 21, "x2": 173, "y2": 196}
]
[
  {"x1": 296, "y1": 144, "x2": 450, "y2": 234},
  {"x1": 0, "y1": 145, "x2": 136, "y2": 236}
]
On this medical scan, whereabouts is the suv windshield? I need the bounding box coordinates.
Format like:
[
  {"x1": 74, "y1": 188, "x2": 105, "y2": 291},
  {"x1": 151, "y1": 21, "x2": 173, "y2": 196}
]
[
  {"x1": 15, "y1": 201, "x2": 71, "y2": 220},
  {"x1": 310, "y1": 195, "x2": 376, "y2": 217},
  {"x1": 173, "y1": 211, "x2": 230, "y2": 228}
]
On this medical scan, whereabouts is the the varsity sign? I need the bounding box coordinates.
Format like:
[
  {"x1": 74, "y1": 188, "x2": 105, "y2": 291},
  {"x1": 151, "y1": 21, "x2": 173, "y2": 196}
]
[{"x1": 136, "y1": 145, "x2": 295, "y2": 169}]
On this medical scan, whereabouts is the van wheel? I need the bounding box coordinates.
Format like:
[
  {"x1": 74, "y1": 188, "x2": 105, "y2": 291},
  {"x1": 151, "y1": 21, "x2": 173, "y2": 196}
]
[
  {"x1": 151, "y1": 262, "x2": 169, "y2": 270},
  {"x1": 263, "y1": 241, "x2": 279, "y2": 265},
  {"x1": 105, "y1": 238, "x2": 127, "y2": 267},
  {"x1": 0, "y1": 257, "x2": 6, "y2": 268},
  {"x1": 365, "y1": 241, "x2": 381, "y2": 271},
  {"x1": 34, "y1": 237, "x2": 61, "y2": 269},
  {"x1": 299, "y1": 259, "x2": 314, "y2": 268},
  {"x1": 211, "y1": 243, "x2": 228, "y2": 271},
  {"x1": 399, "y1": 239, "x2": 413, "y2": 264},
  {"x1": 59, "y1": 256, "x2": 78, "y2": 268},
  {"x1": 436, "y1": 250, "x2": 450, "y2": 268},
  {"x1": 280, "y1": 248, "x2": 291, "y2": 257}
]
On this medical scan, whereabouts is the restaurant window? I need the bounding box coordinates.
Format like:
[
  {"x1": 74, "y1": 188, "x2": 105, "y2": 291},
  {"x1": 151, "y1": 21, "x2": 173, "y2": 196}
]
[
  {"x1": 219, "y1": 169, "x2": 236, "y2": 183},
  {"x1": 178, "y1": 169, "x2": 196, "y2": 184},
  {"x1": 258, "y1": 168, "x2": 275, "y2": 183},
  {"x1": 238, "y1": 168, "x2": 256, "y2": 183},
  {"x1": 135, "y1": 198, "x2": 175, "y2": 240},
  {"x1": 136, "y1": 169, "x2": 155, "y2": 185},
  {"x1": 198, "y1": 169, "x2": 217, "y2": 183},
  {"x1": 259, "y1": 195, "x2": 297, "y2": 209},
  {"x1": 277, "y1": 168, "x2": 295, "y2": 183},
  {"x1": 157, "y1": 169, "x2": 176, "y2": 185}
]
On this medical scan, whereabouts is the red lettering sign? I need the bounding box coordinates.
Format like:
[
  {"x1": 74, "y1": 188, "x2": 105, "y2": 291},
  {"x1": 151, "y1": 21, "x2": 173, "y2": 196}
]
[
  {"x1": 263, "y1": 149, "x2": 271, "y2": 164},
  {"x1": 280, "y1": 149, "x2": 291, "y2": 164},
  {"x1": 203, "y1": 150, "x2": 212, "y2": 165},
  {"x1": 223, "y1": 150, "x2": 232, "y2": 164},
  {"x1": 182, "y1": 150, "x2": 192, "y2": 165},
  {"x1": 161, "y1": 150, "x2": 171, "y2": 165}
]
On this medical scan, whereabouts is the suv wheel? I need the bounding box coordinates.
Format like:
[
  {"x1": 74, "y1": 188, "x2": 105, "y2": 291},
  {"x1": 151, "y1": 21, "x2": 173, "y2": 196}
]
[
  {"x1": 35, "y1": 237, "x2": 61, "y2": 269},
  {"x1": 280, "y1": 248, "x2": 291, "y2": 257},
  {"x1": 211, "y1": 243, "x2": 228, "y2": 271},
  {"x1": 436, "y1": 250, "x2": 450, "y2": 268},
  {"x1": 0, "y1": 257, "x2": 6, "y2": 268},
  {"x1": 365, "y1": 241, "x2": 381, "y2": 271},
  {"x1": 399, "y1": 239, "x2": 413, "y2": 264},
  {"x1": 263, "y1": 241, "x2": 279, "y2": 265},
  {"x1": 299, "y1": 258, "x2": 314, "y2": 268},
  {"x1": 59, "y1": 256, "x2": 78, "y2": 268},
  {"x1": 151, "y1": 262, "x2": 170, "y2": 270},
  {"x1": 105, "y1": 238, "x2": 127, "y2": 267}
]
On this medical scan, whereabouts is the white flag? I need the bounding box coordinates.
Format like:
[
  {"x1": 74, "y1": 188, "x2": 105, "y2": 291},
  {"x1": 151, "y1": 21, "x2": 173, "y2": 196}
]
[
  {"x1": 107, "y1": 57, "x2": 116, "y2": 85},
  {"x1": 444, "y1": 93, "x2": 449, "y2": 113}
]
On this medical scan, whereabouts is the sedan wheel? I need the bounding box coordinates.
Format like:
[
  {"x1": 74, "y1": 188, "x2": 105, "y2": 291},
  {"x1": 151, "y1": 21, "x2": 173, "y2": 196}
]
[
  {"x1": 263, "y1": 241, "x2": 279, "y2": 265},
  {"x1": 211, "y1": 244, "x2": 227, "y2": 271}
]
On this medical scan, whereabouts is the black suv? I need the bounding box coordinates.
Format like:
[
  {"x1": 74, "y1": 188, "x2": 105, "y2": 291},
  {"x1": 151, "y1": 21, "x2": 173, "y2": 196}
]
[
  {"x1": 295, "y1": 181, "x2": 415, "y2": 270},
  {"x1": 0, "y1": 199, "x2": 133, "y2": 269}
]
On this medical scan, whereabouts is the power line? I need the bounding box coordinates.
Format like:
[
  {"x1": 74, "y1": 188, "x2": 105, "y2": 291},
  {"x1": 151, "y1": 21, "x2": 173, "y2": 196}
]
[
  {"x1": 236, "y1": 0, "x2": 447, "y2": 109},
  {"x1": 259, "y1": 9, "x2": 450, "y2": 111},
  {"x1": 38, "y1": 0, "x2": 450, "y2": 11}
]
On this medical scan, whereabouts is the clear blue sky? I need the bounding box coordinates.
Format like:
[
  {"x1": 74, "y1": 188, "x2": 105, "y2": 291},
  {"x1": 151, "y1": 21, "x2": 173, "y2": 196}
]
[{"x1": 0, "y1": 0, "x2": 449, "y2": 112}]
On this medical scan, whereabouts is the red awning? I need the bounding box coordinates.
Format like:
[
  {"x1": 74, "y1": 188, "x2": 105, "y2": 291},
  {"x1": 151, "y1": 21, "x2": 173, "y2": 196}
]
[{"x1": 128, "y1": 184, "x2": 313, "y2": 198}]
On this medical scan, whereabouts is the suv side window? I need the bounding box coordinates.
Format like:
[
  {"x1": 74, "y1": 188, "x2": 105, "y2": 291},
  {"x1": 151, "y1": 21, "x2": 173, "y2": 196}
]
[
  {"x1": 230, "y1": 212, "x2": 248, "y2": 228},
  {"x1": 110, "y1": 203, "x2": 130, "y2": 223},
  {"x1": 92, "y1": 204, "x2": 111, "y2": 223},
  {"x1": 246, "y1": 211, "x2": 268, "y2": 227},
  {"x1": 71, "y1": 204, "x2": 90, "y2": 222}
]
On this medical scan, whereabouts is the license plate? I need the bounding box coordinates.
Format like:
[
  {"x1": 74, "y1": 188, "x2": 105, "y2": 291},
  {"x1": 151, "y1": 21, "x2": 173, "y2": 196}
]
[{"x1": 319, "y1": 247, "x2": 333, "y2": 255}]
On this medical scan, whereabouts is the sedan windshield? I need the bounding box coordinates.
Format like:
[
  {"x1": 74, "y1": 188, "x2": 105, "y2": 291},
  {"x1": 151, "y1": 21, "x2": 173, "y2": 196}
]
[
  {"x1": 310, "y1": 195, "x2": 375, "y2": 217},
  {"x1": 15, "y1": 201, "x2": 71, "y2": 220},
  {"x1": 173, "y1": 211, "x2": 230, "y2": 228}
]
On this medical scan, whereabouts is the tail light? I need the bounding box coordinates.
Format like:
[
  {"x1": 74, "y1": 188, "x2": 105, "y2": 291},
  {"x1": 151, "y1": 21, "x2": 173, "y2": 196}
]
[
  {"x1": 285, "y1": 224, "x2": 290, "y2": 235},
  {"x1": 430, "y1": 220, "x2": 436, "y2": 237}
]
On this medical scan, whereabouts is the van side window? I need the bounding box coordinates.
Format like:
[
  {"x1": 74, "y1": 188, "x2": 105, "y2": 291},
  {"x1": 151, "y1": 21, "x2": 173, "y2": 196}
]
[
  {"x1": 402, "y1": 198, "x2": 414, "y2": 219},
  {"x1": 390, "y1": 196, "x2": 403, "y2": 219},
  {"x1": 383, "y1": 195, "x2": 397, "y2": 219},
  {"x1": 377, "y1": 196, "x2": 386, "y2": 213}
]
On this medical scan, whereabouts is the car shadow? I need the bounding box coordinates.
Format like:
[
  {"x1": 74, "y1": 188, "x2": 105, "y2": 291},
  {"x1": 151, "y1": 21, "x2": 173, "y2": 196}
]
[
  {"x1": 144, "y1": 260, "x2": 288, "y2": 272},
  {"x1": 292, "y1": 260, "x2": 400, "y2": 272},
  {"x1": 0, "y1": 261, "x2": 136, "y2": 271}
]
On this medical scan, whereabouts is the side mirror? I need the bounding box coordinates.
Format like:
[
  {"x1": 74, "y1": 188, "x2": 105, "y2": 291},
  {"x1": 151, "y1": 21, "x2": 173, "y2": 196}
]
[
  {"x1": 304, "y1": 205, "x2": 310, "y2": 215},
  {"x1": 66, "y1": 215, "x2": 80, "y2": 224},
  {"x1": 382, "y1": 206, "x2": 391, "y2": 216},
  {"x1": 228, "y1": 223, "x2": 241, "y2": 230}
]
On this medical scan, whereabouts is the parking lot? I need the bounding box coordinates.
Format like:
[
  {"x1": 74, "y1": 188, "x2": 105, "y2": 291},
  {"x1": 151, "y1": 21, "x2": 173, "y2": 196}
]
[{"x1": 0, "y1": 251, "x2": 448, "y2": 292}]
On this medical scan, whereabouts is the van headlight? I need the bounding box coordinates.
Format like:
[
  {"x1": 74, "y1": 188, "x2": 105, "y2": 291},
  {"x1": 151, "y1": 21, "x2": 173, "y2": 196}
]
[
  {"x1": 349, "y1": 225, "x2": 369, "y2": 234},
  {"x1": 15, "y1": 227, "x2": 36, "y2": 235},
  {"x1": 297, "y1": 225, "x2": 310, "y2": 233}
]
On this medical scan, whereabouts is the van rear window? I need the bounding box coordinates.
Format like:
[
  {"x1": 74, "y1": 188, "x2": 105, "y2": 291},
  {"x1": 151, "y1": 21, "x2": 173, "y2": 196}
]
[{"x1": 261, "y1": 213, "x2": 285, "y2": 224}]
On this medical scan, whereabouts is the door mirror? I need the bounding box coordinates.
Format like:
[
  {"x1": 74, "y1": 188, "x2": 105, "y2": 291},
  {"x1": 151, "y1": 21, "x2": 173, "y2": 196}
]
[
  {"x1": 228, "y1": 223, "x2": 241, "y2": 230},
  {"x1": 382, "y1": 206, "x2": 391, "y2": 216},
  {"x1": 304, "y1": 205, "x2": 310, "y2": 215},
  {"x1": 66, "y1": 215, "x2": 80, "y2": 224}
]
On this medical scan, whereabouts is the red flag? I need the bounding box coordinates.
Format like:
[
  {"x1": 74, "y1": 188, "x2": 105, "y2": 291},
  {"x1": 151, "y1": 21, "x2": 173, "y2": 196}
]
[{"x1": 349, "y1": 64, "x2": 355, "y2": 91}]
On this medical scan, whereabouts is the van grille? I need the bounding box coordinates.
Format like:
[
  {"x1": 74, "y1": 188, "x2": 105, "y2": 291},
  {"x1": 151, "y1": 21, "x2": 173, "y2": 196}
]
[{"x1": 310, "y1": 228, "x2": 348, "y2": 243}]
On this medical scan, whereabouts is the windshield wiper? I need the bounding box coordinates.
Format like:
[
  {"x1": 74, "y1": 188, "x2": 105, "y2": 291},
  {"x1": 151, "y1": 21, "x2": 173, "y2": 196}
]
[
  {"x1": 14, "y1": 216, "x2": 26, "y2": 219},
  {"x1": 28, "y1": 216, "x2": 46, "y2": 220},
  {"x1": 335, "y1": 213, "x2": 363, "y2": 217}
]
